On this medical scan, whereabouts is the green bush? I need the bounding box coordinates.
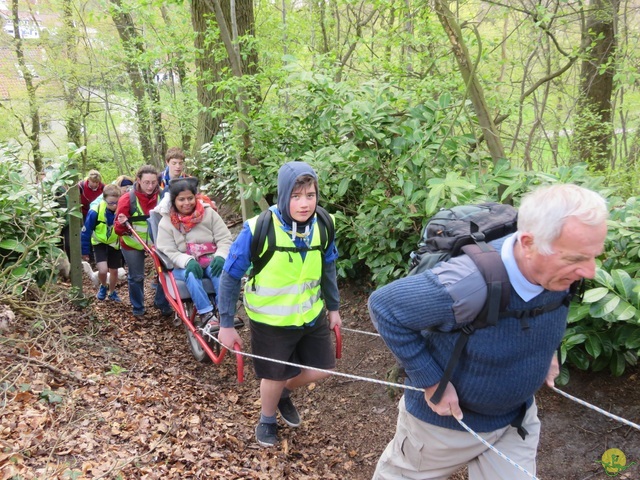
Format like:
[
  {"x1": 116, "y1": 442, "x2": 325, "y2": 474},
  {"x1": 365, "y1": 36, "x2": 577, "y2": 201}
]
[
  {"x1": 559, "y1": 197, "x2": 640, "y2": 383},
  {"x1": 0, "y1": 143, "x2": 78, "y2": 296},
  {"x1": 193, "y1": 63, "x2": 640, "y2": 380}
]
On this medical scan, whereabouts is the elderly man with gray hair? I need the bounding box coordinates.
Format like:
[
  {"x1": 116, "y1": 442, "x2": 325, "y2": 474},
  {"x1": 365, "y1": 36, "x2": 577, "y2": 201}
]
[{"x1": 369, "y1": 184, "x2": 608, "y2": 480}]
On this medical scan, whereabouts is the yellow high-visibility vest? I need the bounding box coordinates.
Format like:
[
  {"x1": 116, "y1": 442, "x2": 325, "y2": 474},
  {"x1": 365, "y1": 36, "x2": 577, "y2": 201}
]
[
  {"x1": 90, "y1": 202, "x2": 120, "y2": 249},
  {"x1": 244, "y1": 213, "x2": 326, "y2": 327},
  {"x1": 121, "y1": 193, "x2": 157, "y2": 250}
]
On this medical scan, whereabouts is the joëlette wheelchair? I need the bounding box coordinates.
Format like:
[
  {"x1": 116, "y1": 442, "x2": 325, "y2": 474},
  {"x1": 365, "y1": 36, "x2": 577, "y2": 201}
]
[{"x1": 126, "y1": 212, "x2": 245, "y2": 382}]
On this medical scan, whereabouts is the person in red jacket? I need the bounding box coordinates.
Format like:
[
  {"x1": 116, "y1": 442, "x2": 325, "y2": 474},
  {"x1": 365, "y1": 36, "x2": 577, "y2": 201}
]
[
  {"x1": 78, "y1": 170, "x2": 105, "y2": 220},
  {"x1": 115, "y1": 165, "x2": 172, "y2": 317}
]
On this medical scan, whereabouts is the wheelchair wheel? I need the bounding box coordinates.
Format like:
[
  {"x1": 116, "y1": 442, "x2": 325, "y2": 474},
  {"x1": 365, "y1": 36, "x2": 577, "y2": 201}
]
[{"x1": 183, "y1": 301, "x2": 220, "y2": 363}]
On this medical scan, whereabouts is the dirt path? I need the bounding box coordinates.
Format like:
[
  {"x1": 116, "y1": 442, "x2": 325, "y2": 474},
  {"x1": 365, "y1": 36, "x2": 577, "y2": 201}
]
[{"x1": 1, "y1": 277, "x2": 639, "y2": 480}]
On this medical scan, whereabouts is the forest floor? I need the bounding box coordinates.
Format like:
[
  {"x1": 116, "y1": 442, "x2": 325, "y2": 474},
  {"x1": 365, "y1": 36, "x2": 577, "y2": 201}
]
[{"x1": 1, "y1": 233, "x2": 639, "y2": 479}]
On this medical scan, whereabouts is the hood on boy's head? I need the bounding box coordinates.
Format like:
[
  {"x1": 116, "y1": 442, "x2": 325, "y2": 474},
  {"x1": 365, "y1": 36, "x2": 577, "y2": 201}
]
[{"x1": 277, "y1": 161, "x2": 318, "y2": 226}]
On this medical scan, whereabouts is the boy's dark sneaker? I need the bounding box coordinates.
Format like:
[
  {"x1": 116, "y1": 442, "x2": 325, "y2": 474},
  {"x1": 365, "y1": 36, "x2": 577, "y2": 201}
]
[
  {"x1": 255, "y1": 422, "x2": 278, "y2": 447},
  {"x1": 277, "y1": 397, "x2": 301, "y2": 427},
  {"x1": 96, "y1": 284, "x2": 108, "y2": 301}
]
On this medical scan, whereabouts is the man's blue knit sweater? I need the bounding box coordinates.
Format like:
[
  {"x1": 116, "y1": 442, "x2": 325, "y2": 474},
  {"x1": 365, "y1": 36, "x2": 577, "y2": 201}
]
[{"x1": 369, "y1": 236, "x2": 570, "y2": 433}]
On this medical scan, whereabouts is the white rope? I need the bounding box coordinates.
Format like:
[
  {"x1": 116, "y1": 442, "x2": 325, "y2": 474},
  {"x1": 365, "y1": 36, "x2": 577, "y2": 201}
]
[
  {"x1": 202, "y1": 328, "x2": 423, "y2": 392},
  {"x1": 551, "y1": 386, "x2": 640, "y2": 431},
  {"x1": 202, "y1": 327, "x2": 639, "y2": 479},
  {"x1": 340, "y1": 326, "x2": 381, "y2": 337},
  {"x1": 206, "y1": 329, "x2": 541, "y2": 475},
  {"x1": 456, "y1": 419, "x2": 539, "y2": 480},
  {"x1": 341, "y1": 329, "x2": 640, "y2": 432}
]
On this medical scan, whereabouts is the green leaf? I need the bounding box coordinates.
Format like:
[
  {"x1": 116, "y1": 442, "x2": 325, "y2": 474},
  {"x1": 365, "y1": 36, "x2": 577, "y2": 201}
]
[
  {"x1": 625, "y1": 329, "x2": 640, "y2": 349},
  {"x1": 563, "y1": 333, "x2": 587, "y2": 346},
  {"x1": 582, "y1": 287, "x2": 608, "y2": 303},
  {"x1": 567, "y1": 348, "x2": 590, "y2": 370},
  {"x1": 609, "y1": 351, "x2": 626, "y2": 376},
  {"x1": 611, "y1": 300, "x2": 637, "y2": 321},
  {"x1": 585, "y1": 335, "x2": 602, "y2": 358},
  {"x1": 589, "y1": 293, "x2": 620, "y2": 318},
  {"x1": 0, "y1": 239, "x2": 25, "y2": 252},
  {"x1": 611, "y1": 269, "x2": 636, "y2": 301},
  {"x1": 337, "y1": 177, "x2": 350, "y2": 198},
  {"x1": 424, "y1": 195, "x2": 441, "y2": 216},
  {"x1": 403, "y1": 180, "x2": 414, "y2": 198},
  {"x1": 556, "y1": 365, "x2": 570, "y2": 386},
  {"x1": 438, "y1": 93, "x2": 451, "y2": 109},
  {"x1": 567, "y1": 303, "x2": 591, "y2": 323}
]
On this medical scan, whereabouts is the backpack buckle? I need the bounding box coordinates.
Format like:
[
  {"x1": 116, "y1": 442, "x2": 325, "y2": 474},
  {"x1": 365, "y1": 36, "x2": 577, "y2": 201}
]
[
  {"x1": 471, "y1": 232, "x2": 486, "y2": 242},
  {"x1": 462, "y1": 324, "x2": 475, "y2": 335},
  {"x1": 513, "y1": 306, "x2": 545, "y2": 320}
]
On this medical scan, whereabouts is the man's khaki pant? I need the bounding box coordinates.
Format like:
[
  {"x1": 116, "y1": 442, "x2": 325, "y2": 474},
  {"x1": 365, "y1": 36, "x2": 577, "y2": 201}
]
[{"x1": 373, "y1": 396, "x2": 540, "y2": 480}]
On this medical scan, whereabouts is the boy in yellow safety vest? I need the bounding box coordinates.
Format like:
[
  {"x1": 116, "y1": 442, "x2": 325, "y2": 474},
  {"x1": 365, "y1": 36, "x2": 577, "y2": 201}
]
[{"x1": 217, "y1": 161, "x2": 342, "y2": 447}]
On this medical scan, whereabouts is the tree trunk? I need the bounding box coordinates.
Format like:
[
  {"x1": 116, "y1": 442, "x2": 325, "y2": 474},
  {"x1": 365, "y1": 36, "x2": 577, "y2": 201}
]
[
  {"x1": 574, "y1": 0, "x2": 620, "y2": 171},
  {"x1": 109, "y1": 0, "x2": 158, "y2": 165},
  {"x1": 191, "y1": 0, "x2": 257, "y2": 152},
  {"x1": 433, "y1": 0, "x2": 506, "y2": 166},
  {"x1": 61, "y1": 0, "x2": 85, "y2": 162},
  {"x1": 160, "y1": 4, "x2": 192, "y2": 151},
  {"x1": 143, "y1": 67, "x2": 167, "y2": 166},
  {"x1": 11, "y1": 0, "x2": 42, "y2": 174}
]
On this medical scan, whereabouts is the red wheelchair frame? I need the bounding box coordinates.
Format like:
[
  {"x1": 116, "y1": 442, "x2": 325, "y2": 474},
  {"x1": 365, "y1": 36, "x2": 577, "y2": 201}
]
[
  {"x1": 125, "y1": 220, "x2": 343, "y2": 383},
  {"x1": 125, "y1": 222, "x2": 245, "y2": 382}
]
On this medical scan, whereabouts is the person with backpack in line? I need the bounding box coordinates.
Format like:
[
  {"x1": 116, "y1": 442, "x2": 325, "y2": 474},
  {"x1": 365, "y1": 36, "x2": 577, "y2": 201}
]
[
  {"x1": 369, "y1": 183, "x2": 608, "y2": 480},
  {"x1": 88, "y1": 175, "x2": 135, "y2": 211},
  {"x1": 81, "y1": 184, "x2": 123, "y2": 302},
  {"x1": 114, "y1": 165, "x2": 172, "y2": 318},
  {"x1": 216, "y1": 161, "x2": 342, "y2": 447},
  {"x1": 77, "y1": 169, "x2": 105, "y2": 264},
  {"x1": 155, "y1": 177, "x2": 233, "y2": 328},
  {"x1": 158, "y1": 147, "x2": 187, "y2": 196},
  {"x1": 78, "y1": 169, "x2": 105, "y2": 220}
]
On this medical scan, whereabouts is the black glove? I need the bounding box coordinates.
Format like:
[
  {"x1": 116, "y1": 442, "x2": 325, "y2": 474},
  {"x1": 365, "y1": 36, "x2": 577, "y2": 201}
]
[
  {"x1": 209, "y1": 256, "x2": 225, "y2": 277},
  {"x1": 185, "y1": 259, "x2": 203, "y2": 279}
]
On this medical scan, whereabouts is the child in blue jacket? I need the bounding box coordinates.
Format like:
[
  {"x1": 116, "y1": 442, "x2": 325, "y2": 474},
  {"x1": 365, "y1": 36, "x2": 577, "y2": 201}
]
[{"x1": 81, "y1": 184, "x2": 123, "y2": 301}]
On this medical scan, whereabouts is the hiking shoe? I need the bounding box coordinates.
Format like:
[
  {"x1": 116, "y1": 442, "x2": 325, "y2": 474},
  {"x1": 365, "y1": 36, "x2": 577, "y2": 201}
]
[
  {"x1": 132, "y1": 309, "x2": 145, "y2": 317},
  {"x1": 107, "y1": 291, "x2": 122, "y2": 302},
  {"x1": 200, "y1": 311, "x2": 220, "y2": 334},
  {"x1": 277, "y1": 397, "x2": 301, "y2": 427},
  {"x1": 96, "y1": 284, "x2": 108, "y2": 301},
  {"x1": 255, "y1": 422, "x2": 278, "y2": 447},
  {"x1": 159, "y1": 307, "x2": 173, "y2": 317}
]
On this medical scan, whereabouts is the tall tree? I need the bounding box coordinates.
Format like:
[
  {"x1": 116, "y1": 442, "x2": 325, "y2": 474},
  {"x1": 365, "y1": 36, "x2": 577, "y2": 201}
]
[
  {"x1": 191, "y1": 0, "x2": 257, "y2": 151},
  {"x1": 11, "y1": 0, "x2": 42, "y2": 173},
  {"x1": 574, "y1": 0, "x2": 620, "y2": 171},
  {"x1": 204, "y1": 0, "x2": 267, "y2": 219},
  {"x1": 433, "y1": 0, "x2": 505, "y2": 165},
  {"x1": 160, "y1": 4, "x2": 193, "y2": 151},
  {"x1": 109, "y1": 0, "x2": 166, "y2": 167},
  {"x1": 61, "y1": 0, "x2": 87, "y2": 167}
]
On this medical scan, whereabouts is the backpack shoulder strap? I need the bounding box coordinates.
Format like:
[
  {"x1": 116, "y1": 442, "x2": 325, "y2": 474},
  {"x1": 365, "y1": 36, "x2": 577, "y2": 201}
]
[
  {"x1": 430, "y1": 241, "x2": 509, "y2": 405},
  {"x1": 462, "y1": 242, "x2": 510, "y2": 328},
  {"x1": 127, "y1": 187, "x2": 149, "y2": 222},
  {"x1": 315, "y1": 205, "x2": 335, "y2": 252},
  {"x1": 249, "y1": 209, "x2": 275, "y2": 279}
]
